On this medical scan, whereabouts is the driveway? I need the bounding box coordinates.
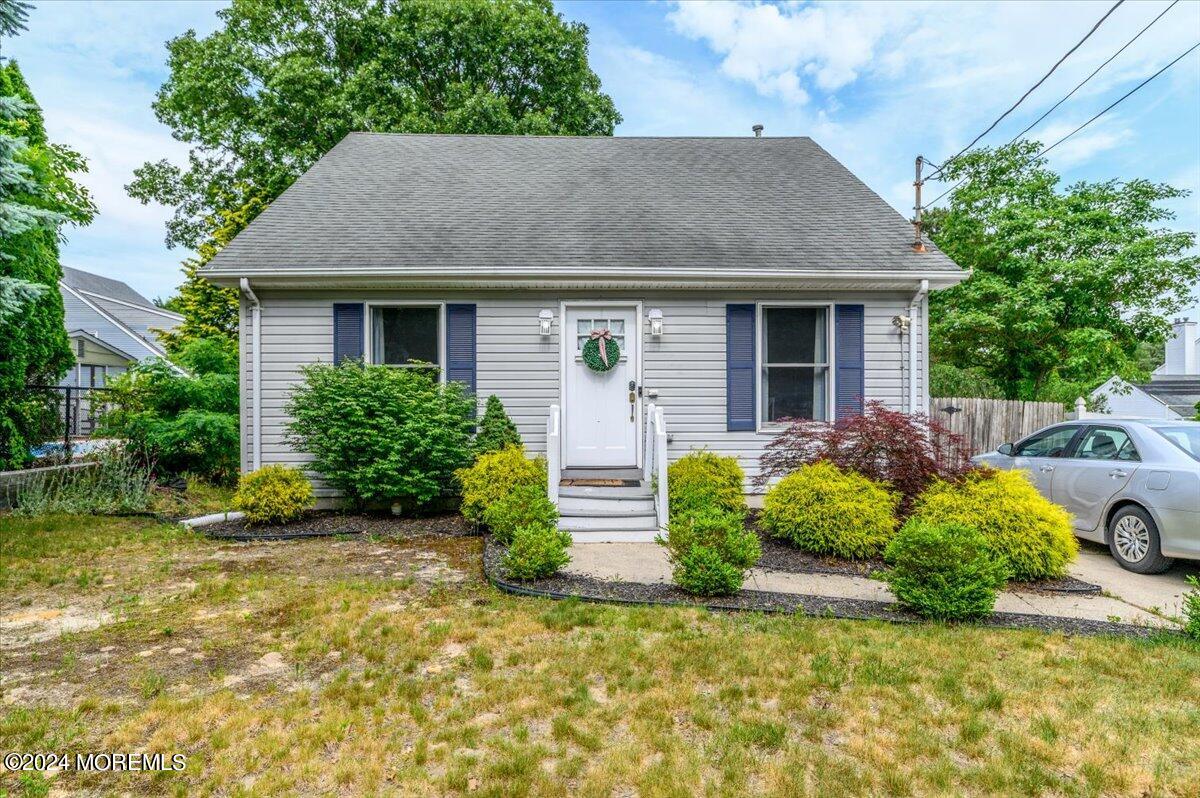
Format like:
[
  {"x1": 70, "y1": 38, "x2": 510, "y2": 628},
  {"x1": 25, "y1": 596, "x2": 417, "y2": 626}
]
[{"x1": 1069, "y1": 541, "x2": 1200, "y2": 621}]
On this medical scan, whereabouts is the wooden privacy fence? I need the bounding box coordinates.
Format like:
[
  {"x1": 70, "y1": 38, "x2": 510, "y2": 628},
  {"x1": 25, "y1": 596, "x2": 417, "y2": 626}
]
[{"x1": 929, "y1": 397, "x2": 1065, "y2": 456}]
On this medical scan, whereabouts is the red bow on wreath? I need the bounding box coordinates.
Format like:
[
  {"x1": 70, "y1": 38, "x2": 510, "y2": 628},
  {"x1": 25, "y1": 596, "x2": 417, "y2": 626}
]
[{"x1": 589, "y1": 329, "x2": 614, "y2": 367}]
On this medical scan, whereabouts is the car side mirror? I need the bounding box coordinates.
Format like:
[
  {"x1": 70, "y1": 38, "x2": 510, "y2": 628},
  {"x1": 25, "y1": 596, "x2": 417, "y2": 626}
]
[{"x1": 997, "y1": 442, "x2": 1014, "y2": 456}]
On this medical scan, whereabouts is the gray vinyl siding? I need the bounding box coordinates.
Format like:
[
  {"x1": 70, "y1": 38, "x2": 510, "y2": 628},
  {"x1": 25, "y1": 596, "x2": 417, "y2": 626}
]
[{"x1": 241, "y1": 290, "x2": 928, "y2": 496}]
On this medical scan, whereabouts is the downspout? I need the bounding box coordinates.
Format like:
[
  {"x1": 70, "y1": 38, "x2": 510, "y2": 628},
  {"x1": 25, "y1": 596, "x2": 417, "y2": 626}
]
[
  {"x1": 239, "y1": 278, "x2": 262, "y2": 471},
  {"x1": 909, "y1": 279, "x2": 929, "y2": 414}
]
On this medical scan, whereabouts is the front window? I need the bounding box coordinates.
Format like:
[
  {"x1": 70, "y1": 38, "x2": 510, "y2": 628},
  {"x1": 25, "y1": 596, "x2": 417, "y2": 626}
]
[
  {"x1": 761, "y1": 306, "x2": 828, "y2": 423},
  {"x1": 575, "y1": 318, "x2": 626, "y2": 356},
  {"x1": 1014, "y1": 425, "x2": 1078, "y2": 458},
  {"x1": 1075, "y1": 427, "x2": 1139, "y2": 461},
  {"x1": 1153, "y1": 426, "x2": 1200, "y2": 461},
  {"x1": 371, "y1": 306, "x2": 439, "y2": 367}
]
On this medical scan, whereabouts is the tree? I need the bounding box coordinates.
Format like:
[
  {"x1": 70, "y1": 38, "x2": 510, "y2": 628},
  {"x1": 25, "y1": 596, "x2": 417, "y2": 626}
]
[
  {"x1": 129, "y1": 0, "x2": 621, "y2": 350},
  {"x1": 473, "y1": 394, "x2": 522, "y2": 455},
  {"x1": 926, "y1": 142, "x2": 1199, "y2": 403},
  {"x1": 0, "y1": 59, "x2": 96, "y2": 469}
]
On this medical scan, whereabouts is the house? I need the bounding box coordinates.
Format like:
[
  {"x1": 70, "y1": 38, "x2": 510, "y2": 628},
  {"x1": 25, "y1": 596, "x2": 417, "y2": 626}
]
[
  {"x1": 1090, "y1": 318, "x2": 1200, "y2": 420},
  {"x1": 201, "y1": 133, "x2": 968, "y2": 538},
  {"x1": 58, "y1": 266, "x2": 184, "y2": 388}
]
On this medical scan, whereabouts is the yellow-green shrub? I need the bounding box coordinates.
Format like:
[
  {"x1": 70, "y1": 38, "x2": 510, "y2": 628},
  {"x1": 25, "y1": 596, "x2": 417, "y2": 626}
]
[
  {"x1": 758, "y1": 461, "x2": 899, "y2": 559},
  {"x1": 668, "y1": 450, "x2": 746, "y2": 518},
  {"x1": 233, "y1": 465, "x2": 314, "y2": 525},
  {"x1": 910, "y1": 468, "x2": 1077, "y2": 580},
  {"x1": 455, "y1": 445, "x2": 547, "y2": 523}
]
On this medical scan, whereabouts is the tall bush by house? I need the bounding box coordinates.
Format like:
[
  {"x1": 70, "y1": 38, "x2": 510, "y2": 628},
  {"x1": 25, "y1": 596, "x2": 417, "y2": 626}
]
[
  {"x1": 909, "y1": 468, "x2": 1077, "y2": 581},
  {"x1": 756, "y1": 401, "x2": 973, "y2": 514},
  {"x1": 667, "y1": 450, "x2": 746, "y2": 519},
  {"x1": 758, "y1": 462, "x2": 899, "y2": 559},
  {"x1": 0, "y1": 60, "x2": 95, "y2": 469},
  {"x1": 233, "y1": 465, "x2": 314, "y2": 526},
  {"x1": 473, "y1": 394, "x2": 522, "y2": 456},
  {"x1": 658, "y1": 505, "x2": 760, "y2": 596},
  {"x1": 286, "y1": 361, "x2": 474, "y2": 509},
  {"x1": 98, "y1": 337, "x2": 239, "y2": 485},
  {"x1": 455, "y1": 445, "x2": 547, "y2": 523},
  {"x1": 884, "y1": 519, "x2": 1010, "y2": 621}
]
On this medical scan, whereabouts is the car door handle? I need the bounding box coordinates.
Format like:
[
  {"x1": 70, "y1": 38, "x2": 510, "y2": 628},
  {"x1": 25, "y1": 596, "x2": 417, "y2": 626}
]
[
  {"x1": 1108, "y1": 469, "x2": 1128, "y2": 478},
  {"x1": 1039, "y1": 465, "x2": 1054, "y2": 473}
]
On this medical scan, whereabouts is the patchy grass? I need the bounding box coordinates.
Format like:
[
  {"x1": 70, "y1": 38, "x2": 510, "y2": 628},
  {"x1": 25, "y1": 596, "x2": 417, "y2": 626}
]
[{"x1": 1, "y1": 515, "x2": 1197, "y2": 797}]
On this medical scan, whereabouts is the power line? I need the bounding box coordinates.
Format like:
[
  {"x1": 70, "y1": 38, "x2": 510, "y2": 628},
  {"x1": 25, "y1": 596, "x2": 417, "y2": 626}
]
[
  {"x1": 924, "y1": 39, "x2": 1200, "y2": 208},
  {"x1": 927, "y1": 0, "x2": 1125, "y2": 181},
  {"x1": 1007, "y1": 0, "x2": 1179, "y2": 146}
]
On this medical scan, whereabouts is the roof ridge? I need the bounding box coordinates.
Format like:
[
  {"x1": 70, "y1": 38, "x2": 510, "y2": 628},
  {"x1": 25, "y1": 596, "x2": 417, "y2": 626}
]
[{"x1": 345, "y1": 131, "x2": 816, "y2": 141}]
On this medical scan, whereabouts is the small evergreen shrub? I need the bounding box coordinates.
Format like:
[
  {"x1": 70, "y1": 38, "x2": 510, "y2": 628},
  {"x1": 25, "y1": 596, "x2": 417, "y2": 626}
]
[
  {"x1": 286, "y1": 362, "x2": 475, "y2": 508},
  {"x1": 758, "y1": 461, "x2": 899, "y2": 559},
  {"x1": 883, "y1": 519, "x2": 1010, "y2": 621},
  {"x1": 672, "y1": 545, "x2": 745, "y2": 596},
  {"x1": 910, "y1": 468, "x2": 1077, "y2": 581},
  {"x1": 456, "y1": 445, "x2": 547, "y2": 523},
  {"x1": 668, "y1": 450, "x2": 746, "y2": 518},
  {"x1": 482, "y1": 483, "x2": 558, "y2": 544},
  {"x1": 502, "y1": 524, "x2": 571, "y2": 581},
  {"x1": 658, "y1": 506, "x2": 760, "y2": 596},
  {"x1": 473, "y1": 395, "x2": 522, "y2": 455},
  {"x1": 233, "y1": 465, "x2": 314, "y2": 525},
  {"x1": 1182, "y1": 575, "x2": 1200, "y2": 642}
]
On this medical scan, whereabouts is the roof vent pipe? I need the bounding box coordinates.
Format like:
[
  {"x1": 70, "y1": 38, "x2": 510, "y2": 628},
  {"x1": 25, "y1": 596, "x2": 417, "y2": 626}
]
[{"x1": 752, "y1": 124, "x2": 764, "y2": 137}]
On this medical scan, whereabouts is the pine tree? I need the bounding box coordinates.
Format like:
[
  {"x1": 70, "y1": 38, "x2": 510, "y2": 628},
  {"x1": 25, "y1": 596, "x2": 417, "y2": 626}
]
[{"x1": 474, "y1": 395, "x2": 522, "y2": 456}]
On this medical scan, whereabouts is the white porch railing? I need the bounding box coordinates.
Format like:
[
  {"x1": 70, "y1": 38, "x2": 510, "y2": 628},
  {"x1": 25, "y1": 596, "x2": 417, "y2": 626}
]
[
  {"x1": 546, "y1": 404, "x2": 561, "y2": 506},
  {"x1": 644, "y1": 403, "x2": 668, "y2": 529}
]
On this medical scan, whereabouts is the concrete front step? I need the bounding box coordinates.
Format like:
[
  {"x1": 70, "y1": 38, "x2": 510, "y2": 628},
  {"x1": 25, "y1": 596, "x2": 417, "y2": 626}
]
[
  {"x1": 567, "y1": 530, "x2": 660, "y2": 543},
  {"x1": 558, "y1": 497, "x2": 656, "y2": 514},
  {"x1": 559, "y1": 514, "x2": 659, "y2": 532},
  {"x1": 559, "y1": 485, "x2": 652, "y2": 500}
]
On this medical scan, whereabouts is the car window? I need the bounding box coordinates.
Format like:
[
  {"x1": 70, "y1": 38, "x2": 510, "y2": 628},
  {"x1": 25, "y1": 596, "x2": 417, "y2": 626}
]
[
  {"x1": 1153, "y1": 426, "x2": 1200, "y2": 462},
  {"x1": 1014, "y1": 426, "x2": 1078, "y2": 458},
  {"x1": 1075, "y1": 427, "x2": 1139, "y2": 462}
]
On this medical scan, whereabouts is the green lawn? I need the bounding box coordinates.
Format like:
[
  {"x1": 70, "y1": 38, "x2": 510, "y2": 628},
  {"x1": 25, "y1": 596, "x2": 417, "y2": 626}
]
[{"x1": 1, "y1": 515, "x2": 1197, "y2": 797}]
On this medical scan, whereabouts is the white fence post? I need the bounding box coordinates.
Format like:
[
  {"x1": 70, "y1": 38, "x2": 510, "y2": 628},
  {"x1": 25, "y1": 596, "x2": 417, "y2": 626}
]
[
  {"x1": 546, "y1": 404, "x2": 561, "y2": 506},
  {"x1": 653, "y1": 405, "x2": 668, "y2": 530}
]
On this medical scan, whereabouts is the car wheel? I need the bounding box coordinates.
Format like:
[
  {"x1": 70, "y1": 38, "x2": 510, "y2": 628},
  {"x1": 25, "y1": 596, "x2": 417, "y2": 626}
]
[{"x1": 1107, "y1": 506, "x2": 1173, "y2": 574}]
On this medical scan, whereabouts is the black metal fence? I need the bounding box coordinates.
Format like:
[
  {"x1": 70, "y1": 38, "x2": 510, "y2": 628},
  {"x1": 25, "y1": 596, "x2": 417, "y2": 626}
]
[{"x1": 26, "y1": 385, "x2": 117, "y2": 455}]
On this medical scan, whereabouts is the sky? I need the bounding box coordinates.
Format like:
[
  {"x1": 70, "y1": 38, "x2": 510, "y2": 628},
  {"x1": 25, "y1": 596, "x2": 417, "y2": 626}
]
[{"x1": 3, "y1": 0, "x2": 1198, "y2": 320}]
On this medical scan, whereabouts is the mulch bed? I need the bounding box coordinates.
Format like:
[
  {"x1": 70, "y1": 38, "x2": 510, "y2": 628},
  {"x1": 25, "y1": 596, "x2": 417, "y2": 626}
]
[
  {"x1": 482, "y1": 537, "x2": 1159, "y2": 639},
  {"x1": 200, "y1": 511, "x2": 476, "y2": 541},
  {"x1": 746, "y1": 511, "x2": 1100, "y2": 595}
]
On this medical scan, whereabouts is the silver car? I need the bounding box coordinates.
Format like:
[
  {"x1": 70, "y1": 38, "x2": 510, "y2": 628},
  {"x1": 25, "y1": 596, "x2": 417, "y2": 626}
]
[{"x1": 974, "y1": 419, "x2": 1200, "y2": 574}]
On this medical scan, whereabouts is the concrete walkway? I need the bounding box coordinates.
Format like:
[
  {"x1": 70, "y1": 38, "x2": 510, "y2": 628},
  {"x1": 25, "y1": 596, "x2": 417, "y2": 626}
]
[
  {"x1": 565, "y1": 543, "x2": 1183, "y2": 629},
  {"x1": 1071, "y1": 542, "x2": 1199, "y2": 620}
]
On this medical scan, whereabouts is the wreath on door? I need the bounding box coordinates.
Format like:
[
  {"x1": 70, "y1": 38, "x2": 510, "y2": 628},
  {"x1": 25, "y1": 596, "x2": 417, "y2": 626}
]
[{"x1": 582, "y1": 329, "x2": 620, "y2": 373}]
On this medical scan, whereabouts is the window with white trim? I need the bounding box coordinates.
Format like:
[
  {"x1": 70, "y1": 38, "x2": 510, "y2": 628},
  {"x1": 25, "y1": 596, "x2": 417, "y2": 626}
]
[
  {"x1": 370, "y1": 306, "x2": 439, "y2": 367},
  {"x1": 761, "y1": 306, "x2": 829, "y2": 422},
  {"x1": 575, "y1": 318, "x2": 626, "y2": 357}
]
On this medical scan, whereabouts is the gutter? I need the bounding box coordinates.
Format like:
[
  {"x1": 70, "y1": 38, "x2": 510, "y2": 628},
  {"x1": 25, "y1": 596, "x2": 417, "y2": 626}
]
[
  {"x1": 240, "y1": 278, "x2": 262, "y2": 471},
  {"x1": 909, "y1": 279, "x2": 929, "y2": 414}
]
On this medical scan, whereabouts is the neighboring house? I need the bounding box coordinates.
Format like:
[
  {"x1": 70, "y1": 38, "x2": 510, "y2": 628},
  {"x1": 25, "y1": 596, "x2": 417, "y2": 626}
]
[
  {"x1": 1091, "y1": 318, "x2": 1200, "y2": 421},
  {"x1": 58, "y1": 266, "x2": 184, "y2": 388},
  {"x1": 201, "y1": 133, "x2": 968, "y2": 535}
]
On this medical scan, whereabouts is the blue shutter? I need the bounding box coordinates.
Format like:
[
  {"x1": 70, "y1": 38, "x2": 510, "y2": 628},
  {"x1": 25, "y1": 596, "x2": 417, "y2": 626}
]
[
  {"x1": 445, "y1": 303, "x2": 477, "y2": 395},
  {"x1": 834, "y1": 304, "x2": 865, "y2": 419},
  {"x1": 332, "y1": 303, "x2": 364, "y2": 364},
  {"x1": 726, "y1": 304, "x2": 756, "y2": 431}
]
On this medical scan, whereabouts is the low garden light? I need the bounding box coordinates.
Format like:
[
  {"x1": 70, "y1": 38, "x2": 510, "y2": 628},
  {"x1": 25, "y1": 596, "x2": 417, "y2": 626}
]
[
  {"x1": 538, "y1": 310, "x2": 554, "y2": 336},
  {"x1": 648, "y1": 308, "x2": 664, "y2": 336}
]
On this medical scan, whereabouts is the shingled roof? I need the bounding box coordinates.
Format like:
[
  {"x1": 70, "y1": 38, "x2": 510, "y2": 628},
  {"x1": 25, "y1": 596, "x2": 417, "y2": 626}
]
[{"x1": 203, "y1": 133, "x2": 964, "y2": 281}]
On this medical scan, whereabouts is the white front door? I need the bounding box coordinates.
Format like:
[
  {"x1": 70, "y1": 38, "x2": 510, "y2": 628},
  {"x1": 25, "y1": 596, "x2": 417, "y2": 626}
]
[{"x1": 563, "y1": 305, "x2": 640, "y2": 468}]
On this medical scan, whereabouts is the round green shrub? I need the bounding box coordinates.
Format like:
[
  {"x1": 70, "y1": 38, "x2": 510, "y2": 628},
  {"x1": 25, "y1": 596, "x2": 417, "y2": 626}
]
[
  {"x1": 910, "y1": 468, "x2": 1077, "y2": 580},
  {"x1": 758, "y1": 461, "x2": 899, "y2": 559},
  {"x1": 668, "y1": 450, "x2": 746, "y2": 517},
  {"x1": 660, "y1": 507, "x2": 760, "y2": 570},
  {"x1": 502, "y1": 524, "x2": 572, "y2": 581},
  {"x1": 883, "y1": 519, "x2": 1010, "y2": 621},
  {"x1": 455, "y1": 445, "x2": 547, "y2": 523},
  {"x1": 482, "y1": 483, "x2": 558, "y2": 544},
  {"x1": 672, "y1": 545, "x2": 745, "y2": 596},
  {"x1": 233, "y1": 465, "x2": 314, "y2": 525}
]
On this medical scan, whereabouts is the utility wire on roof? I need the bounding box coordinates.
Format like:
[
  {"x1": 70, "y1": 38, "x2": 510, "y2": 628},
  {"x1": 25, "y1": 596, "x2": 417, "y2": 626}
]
[
  {"x1": 926, "y1": 0, "x2": 1125, "y2": 181},
  {"x1": 924, "y1": 39, "x2": 1200, "y2": 208}
]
